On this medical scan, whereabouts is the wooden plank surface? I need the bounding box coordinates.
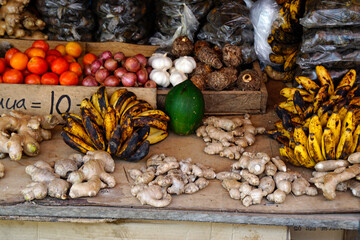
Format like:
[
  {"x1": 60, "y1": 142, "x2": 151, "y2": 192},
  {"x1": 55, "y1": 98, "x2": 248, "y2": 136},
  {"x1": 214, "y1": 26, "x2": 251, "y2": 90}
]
[{"x1": 0, "y1": 112, "x2": 359, "y2": 215}]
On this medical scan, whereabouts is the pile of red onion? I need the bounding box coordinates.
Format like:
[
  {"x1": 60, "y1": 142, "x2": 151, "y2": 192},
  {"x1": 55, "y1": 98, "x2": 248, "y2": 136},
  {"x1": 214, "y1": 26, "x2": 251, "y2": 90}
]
[{"x1": 82, "y1": 51, "x2": 156, "y2": 88}]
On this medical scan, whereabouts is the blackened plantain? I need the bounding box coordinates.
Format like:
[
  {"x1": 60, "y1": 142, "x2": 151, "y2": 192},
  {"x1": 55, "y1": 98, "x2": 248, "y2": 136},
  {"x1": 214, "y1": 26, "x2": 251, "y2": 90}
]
[
  {"x1": 133, "y1": 116, "x2": 168, "y2": 131},
  {"x1": 81, "y1": 108, "x2": 106, "y2": 151},
  {"x1": 61, "y1": 131, "x2": 96, "y2": 154},
  {"x1": 125, "y1": 140, "x2": 150, "y2": 162}
]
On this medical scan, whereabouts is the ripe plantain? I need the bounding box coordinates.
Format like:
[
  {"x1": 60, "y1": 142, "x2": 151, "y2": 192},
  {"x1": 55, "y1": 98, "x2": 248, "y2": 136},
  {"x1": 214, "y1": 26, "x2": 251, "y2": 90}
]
[
  {"x1": 326, "y1": 112, "x2": 341, "y2": 146},
  {"x1": 62, "y1": 112, "x2": 82, "y2": 124},
  {"x1": 109, "y1": 89, "x2": 128, "y2": 107},
  {"x1": 120, "y1": 115, "x2": 134, "y2": 143},
  {"x1": 120, "y1": 101, "x2": 153, "y2": 125},
  {"x1": 116, "y1": 126, "x2": 150, "y2": 159},
  {"x1": 294, "y1": 142, "x2": 316, "y2": 168},
  {"x1": 313, "y1": 84, "x2": 329, "y2": 113},
  {"x1": 61, "y1": 131, "x2": 96, "y2": 154},
  {"x1": 104, "y1": 106, "x2": 116, "y2": 142},
  {"x1": 308, "y1": 133, "x2": 324, "y2": 163},
  {"x1": 113, "y1": 91, "x2": 136, "y2": 120},
  {"x1": 264, "y1": 65, "x2": 295, "y2": 82},
  {"x1": 315, "y1": 65, "x2": 334, "y2": 95},
  {"x1": 295, "y1": 76, "x2": 320, "y2": 96},
  {"x1": 290, "y1": 0, "x2": 301, "y2": 22},
  {"x1": 321, "y1": 127, "x2": 336, "y2": 160},
  {"x1": 329, "y1": 85, "x2": 351, "y2": 103},
  {"x1": 107, "y1": 124, "x2": 122, "y2": 155},
  {"x1": 147, "y1": 127, "x2": 169, "y2": 144},
  {"x1": 63, "y1": 119, "x2": 94, "y2": 147},
  {"x1": 293, "y1": 90, "x2": 306, "y2": 119},
  {"x1": 80, "y1": 98, "x2": 104, "y2": 127},
  {"x1": 135, "y1": 109, "x2": 170, "y2": 122},
  {"x1": 126, "y1": 140, "x2": 150, "y2": 162},
  {"x1": 81, "y1": 108, "x2": 106, "y2": 151},
  {"x1": 279, "y1": 144, "x2": 301, "y2": 166},
  {"x1": 270, "y1": 41, "x2": 298, "y2": 55},
  {"x1": 351, "y1": 125, "x2": 360, "y2": 154},
  {"x1": 336, "y1": 128, "x2": 353, "y2": 159},
  {"x1": 303, "y1": 105, "x2": 314, "y2": 119},
  {"x1": 279, "y1": 101, "x2": 297, "y2": 114},
  {"x1": 338, "y1": 105, "x2": 349, "y2": 122},
  {"x1": 336, "y1": 69, "x2": 356, "y2": 89},
  {"x1": 283, "y1": 50, "x2": 298, "y2": 71},
  {"x1": 94, "y1": 86, "x2": 109, "y2": 118},
  {"x1": 270, "y1": 53, "x2": 287, "y2": 64},
  {"x1": 133, "y1": 116, "x2": 168, "y2": 131},
  {"x1": 320, "y1": 111, "x2": 332, "y2": 128},
  {"x1": 341, "y1": 110, "x2": 355, "y2": 135},
  {"x1": 308, "y1": 115, "x2": 322, "y2": 144},
  {"x1": 280, "y1": 87, "x2": 313, "y2": 102},
  {"x1": 293, "y1": 126, "x2": 308, "y2": 148}
]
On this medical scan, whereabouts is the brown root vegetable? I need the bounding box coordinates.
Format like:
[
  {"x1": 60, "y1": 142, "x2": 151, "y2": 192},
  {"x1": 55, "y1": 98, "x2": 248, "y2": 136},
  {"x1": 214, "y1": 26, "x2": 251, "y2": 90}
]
[
  {"x1": 193, "y1": 62, "x2": 212, "y2": 76},
  {"x1": 196, "y1": 46, "x2": 223, "y2": 69},
  {"x1": 222, "y1": 44, "x2": 243, "y2": 68},
  {"x1": 207, "y1": 71, "x2": 232, "y2": 91},
  {"x1": 0, "y1": 162, "x2": 4, "y2": 178},
  {"x1": 237, "y1": 69, "x2": 261, "y2": 91},
  {"x1": 194, "y1": 40, "x2": 210, "y2": 56},
  {"x1": 220, "y1": 67, "x2": 238, "y2": 87},
  {"x1": 171, "y1": 35, "x2": 194, "y2": 57},
  {"x1": 190, "y1": 74, "x2": 207, "y2": 91}
]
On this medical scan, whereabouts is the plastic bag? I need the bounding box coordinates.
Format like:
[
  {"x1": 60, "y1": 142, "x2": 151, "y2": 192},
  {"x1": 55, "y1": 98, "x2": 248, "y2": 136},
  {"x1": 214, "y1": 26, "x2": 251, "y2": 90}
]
[
  {"x1": 297, "y1": 49, "x2": 360, "y2": 70},
  {"x1": 300, "y1": 0, "x2": 360, "y2": 28},
  {"x1": 301, "y1": 27, "x2": 360, "y2": 53},
  {"x1": 250, "y1": 0, "x2": 279, "y2": 66},
  {"x1": 197, "y1": 1, "x2": 254, "y2": 47},
  {"x1": 150, "y1": 2, "x2": 204, "y2": 46}
]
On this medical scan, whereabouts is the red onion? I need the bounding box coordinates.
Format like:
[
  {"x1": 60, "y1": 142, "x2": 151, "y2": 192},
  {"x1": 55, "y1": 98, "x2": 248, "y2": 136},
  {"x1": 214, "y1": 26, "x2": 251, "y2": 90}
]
[
  {"x1": 99, "y1": 51, "x2": 112, "y2": 61},
  {"x1": 136, "y1": 68, "x2": 148, "y2": 85},
  {"x1": 134, "y1": 53, "x2": 147, "y2": 67},
  {"x1": 82, "y1": 76, "x2": 98, "y2": 86},
  {"x1": 104, "y1": 58, "x2": 118, "y2": 72},
  {"x1": 84, "y1": 64, "x2": 92, "y2": 76},
  {"x1": 146, "y1": 66, "x2": 153, "y2": 75},
  {"x1": 121, "y1": 72, "x2": 137, "y2": 87},
  {"x1": 114, "y1": 67, "x2": 128, "y2": 79},
  {"x1": 91, "y1": 59, "x2": 103, "y2": 74},
  {"x1": 144, "y1": 80, "x2": 157, "y2": 88},
  {"x1": 124, "y1": 57, "x2": 141, "y2": 72},
  {"x1": 104, "y1": 75, "x2": 120, "y2": 87},
  {"x1": 95, "y1": 68, "x2": 110, "y2": 84},
  {"x1": 114, "y1": 52, "x2": 126, "y2": 62}
]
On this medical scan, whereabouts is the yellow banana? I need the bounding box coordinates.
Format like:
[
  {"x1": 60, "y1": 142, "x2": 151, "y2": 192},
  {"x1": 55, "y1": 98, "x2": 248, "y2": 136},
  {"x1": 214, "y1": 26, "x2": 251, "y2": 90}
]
[
  {"x1": 326, "y1": 112, "x2": 341, "y2": 146},
  {"x1": 349, "y1": 97, "x2": 360, "y2": 108},
  {"x1": 309, "y1": 115, "x2": 322, "y2": 144},
  {"x1": 336, "y1": 128, "x2": 353, "y2": 160},
  {"x1": 294, "y1": 142, "x2": 316, "y2": 168},
  {"x1": 350, "y1": 125, "x2": 360, "y2": 154},
  {"x1": 63, "y1": 118, "x2": 93, "y2": 147},
  {"x1": 289, "y1": 137, "x2": 296, "y2": 149},
  {"x1": 61, "y1": 131, "x2": 96, "y2": 154},
  {"x1": 321, "y1": 127, "x2": 336, "y2": 160},
  {"x1": 104, "y1": 106, "x2": 116, "y2": 142},
  {"x1": 109, "y1": 89, "x2": 128, "y2": 107},
  {"x1": 280, "y1": 87, "x2": 313, "y2": 102},
  {"x1": 336, "y1": 69, "x2": 356, "y2": 89},
  {"x1": 135, "y1": 109, "x2": 170, "y2": 122},
  {"x1": 279, "y1": 101, "x2": 298, "y2": 114},
  {"x1": 304, "y1": 105, "x2": 314, "y2": 119},
  {"x1": 283, "y1": 50, "x2": 297, "y2": 71},
  {"x1": 147, "y1": 127, "x2": 169, "y2": 144},
  {"x1": 80, "y1": 98, "x2": 104, "y2": 127},
  {"x1": 295, "y1": 76, "x2": 320, "y2": 96},
  {"x1": 320, "y1": 111, "x2": 332, "y2": 128},
  {"x1": 293, "y1": 126, "x2": 308, "y2": 148},
  {"x1": 338, "y1": 105, "x2": 349, "y2": 122},
  {"x1": 308, "y1": 133, "x2": 325, "y2": 163},
  {"x1": 315, "y1": 65, "x2": 334, "y2": 95},
  {"x1": 279, "y1": 144, "x2": 301, "y2": 167},
  {"x1": 313, "y1": 84, "x2": 329, "y2": 112},
  {"x1": 341, "y1": 110, "x2": 355, "y2": 135},
  {"x1": 290, "y1": 0, "x2": 301, "y2": 22}
]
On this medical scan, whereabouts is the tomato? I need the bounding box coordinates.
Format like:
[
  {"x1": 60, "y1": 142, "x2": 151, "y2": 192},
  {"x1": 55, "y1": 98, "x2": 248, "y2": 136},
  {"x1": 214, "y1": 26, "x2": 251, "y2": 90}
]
[
  {"x1": 25, "y1": 74, "x2": 41, "y2": 84},
  {"x1": 24, "y1": 47, "x2": 34, "y2": 56},
  {"x1": 64, "y1": 54, "x2": 76, "y2": 63},
  {"x1": 0, "y1": 58, "x2": 6, "y2": 74},
  {"x1": 69, "y1": 62, "x2": 82, "y2": 76},
  {"x1": 2, "y1": 69, "x2": 23, "y2": 84},
  {"x1": 59, "y1": 71, "x2": 79, "y2": 85},
  {"x1": 55, "y1": 44, "x2": 66, "y2": 56},
  {"x1": 5, "y1": 48, "x2": 20, "y2": 64},
  {"x1": 51, "y1": 57, "x2": 69, "y2": 75},
  {"x1": 27, "y1": 56, "x2": 48, "y2": 75},
  {"x1": 65, "y1": 42, "x2": 82, "y2": 58},
  {"x1": 32, "y1": 40, "x2": 49, "y2": 52},
  {"x1": 10, "y1": 52, "x2": 28, "y2": 70},
  {"x1": 45, "y1": 54, "x2": 59, "y2": 65},
  {"x1": 46, "y1": 49, "x2": 62, "y2": 57},
  {"x1": 41, "y1": 72, "x2": 59, "y2": 85},
  {"x1": 27, "y1": 47, "x2": 46, "y2": 58},
  {"x1": 22, "y1": 68, "x2": 31, "y2": 77},
  {"x1": 83, "y1": 53, "x2": 97, "y2": 65},
  {"x1": 0, "y1": 75, "x2": 2, "y2": 83}
]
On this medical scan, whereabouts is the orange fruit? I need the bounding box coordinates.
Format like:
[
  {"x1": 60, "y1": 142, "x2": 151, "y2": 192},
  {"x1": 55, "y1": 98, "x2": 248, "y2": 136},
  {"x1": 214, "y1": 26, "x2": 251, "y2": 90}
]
[
  {"x1": 10, "y1": 52, "x2": 29, "y2": 70},
  {"x1": 65, "y1": 42, "x2": 82, "y2": 58},
  {"x1": 55, "y1": 44, "x2": 66, "y2": 56},
  {"x1": 83, "y1": 53, "x2": 97, "y2": 65},
  {"x1": 32, "y1": 40, "x2": 49, "y2": 52},
  {"x1": 27, "y1": 47, "x2": 46, "y2": 58},
  {"x1": 69, "y1": 62, "x2": 82, "y2": 76}
]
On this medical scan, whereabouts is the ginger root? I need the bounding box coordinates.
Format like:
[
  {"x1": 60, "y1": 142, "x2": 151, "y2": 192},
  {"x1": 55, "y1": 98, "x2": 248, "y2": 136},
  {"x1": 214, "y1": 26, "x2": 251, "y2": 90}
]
[{"x1": 0, "y1": 161, "x2": 4, "y2": 178}]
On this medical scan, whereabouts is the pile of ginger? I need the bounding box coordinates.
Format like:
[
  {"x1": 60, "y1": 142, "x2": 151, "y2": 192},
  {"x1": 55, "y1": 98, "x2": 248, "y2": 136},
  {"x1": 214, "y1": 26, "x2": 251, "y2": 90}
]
[{"x1": 0, "y1": 0, "x2": 47, "y2": 39}]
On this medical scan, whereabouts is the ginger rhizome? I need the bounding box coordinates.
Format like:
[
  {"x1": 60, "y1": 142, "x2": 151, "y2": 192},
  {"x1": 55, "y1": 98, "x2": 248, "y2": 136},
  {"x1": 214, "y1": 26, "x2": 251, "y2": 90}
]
[
  {"x1": 0, "y1": 111, "x2": 59, "y2": 161},
  {"x1": 0, "y1": 0, "x2": 47, "y2": 39},
  {"x1": 196, "y1": 115, "x2": 265, "y2": 160},
  {"x1": 0, "y1": 161, "x2": 4, "y2": 178},
  {"x1": 218, "y1": 152, "x2": 318, "y2": 207},
  {"x1": 21, "y1": 150, "x2": 116, "y2": 201},
  {"x1": 128, "y1": 154, "x2": 215, "y2": 207}
]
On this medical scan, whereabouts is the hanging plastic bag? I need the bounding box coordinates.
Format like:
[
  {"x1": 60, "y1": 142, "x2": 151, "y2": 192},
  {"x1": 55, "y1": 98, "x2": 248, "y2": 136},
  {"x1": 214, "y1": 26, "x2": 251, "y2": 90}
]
[{"x1": 250, "y1": 0, "x2": 279, "y2": 66}]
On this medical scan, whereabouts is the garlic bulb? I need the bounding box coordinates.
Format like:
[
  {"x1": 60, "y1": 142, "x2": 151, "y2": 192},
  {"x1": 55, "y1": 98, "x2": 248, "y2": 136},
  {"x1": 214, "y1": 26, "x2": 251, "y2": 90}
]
[
  {"x1": 149, "y1": 69, "x2": 170, "y2": 87},
  {"x1": 170, "y1": 70, "x2": 187, "y2": 86},
  {"x1": 149, "y1": 53, "x2": 173, "y2": 70},
  {"x1": 174, "y1": 56, "x2": 196, "y2": 74}
]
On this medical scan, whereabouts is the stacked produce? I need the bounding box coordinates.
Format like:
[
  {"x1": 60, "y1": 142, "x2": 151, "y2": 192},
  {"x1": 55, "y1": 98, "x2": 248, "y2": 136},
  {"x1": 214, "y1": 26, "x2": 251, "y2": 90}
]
[
  {"x1": 83, "y1": 50, "x2": 154, "y2": 88},
  {"x1": 61, "y1": 86, "x2": 169, "y2": 162},
  {"x1": 128, "y1": 153, "x2": 215, "y2": 207},
  {"x1": 298, "y1": 0, "x2": 360, "y2": 81},
  {"x1": 310, "y1": 153, "x2": 360, "y2": 200},
  {"x1": 264, "y1": 0, "x2": 306, "y2": 82},
  {"x1": 0, "y1": 0, "x2": 47, "y2": 39},
  {"x1": 21, "y1": 151, "x2": 116, "y2": 200},
  {"x1": 0, "y1": 40, "x2": 83, "y2": 85},
  {"x1": 36, "y1": 0, "x2": 94, "y2": 41},
  {"x1": 218, "y1": 152, "x2": 317, "y2": 207},
  {"x1": 0, "y1": 110, "x2": 59, "y2": 161},
  {"x1": 267, "y1": 66, "x2": 360, "y2": 168},
  {"x1": 93, "y1": 0, "x2": 152, "y2": 43},
  {"x1": 196, "y1": 115, "x2": 266, "y2": 160}
]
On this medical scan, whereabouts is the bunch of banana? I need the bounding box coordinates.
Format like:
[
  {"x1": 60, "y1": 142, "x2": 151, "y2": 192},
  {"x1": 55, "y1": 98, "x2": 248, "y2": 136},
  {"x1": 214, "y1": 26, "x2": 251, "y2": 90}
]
[
  {"x1": 265, "y1": 0, "x2": 306, "y2": 82},
  {"x1": 267, "y1": 66, "x2": 360, "y2": 168},
  {"x1": 61, "y1": 86, "x2": 170, "y2": 162}
]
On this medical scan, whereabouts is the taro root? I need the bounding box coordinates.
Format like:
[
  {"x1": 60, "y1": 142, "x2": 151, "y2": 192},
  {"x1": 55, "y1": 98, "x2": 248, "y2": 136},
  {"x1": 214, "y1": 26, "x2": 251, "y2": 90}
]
[
  {"x1": 194, "y1": 40, "x2": 210, "y2": 56},
  {"x1": 196, "y1": 46, "x2": 223, "y2": 69},
  {"x1": 193, "y1": 62, "x2": 212, "y2": 76},
  {"x1": 190, "y1": 74, "x2": 207, "y2": 91},
  {"x1": 208, "y1": 71, "x2": 232, "y2": 91},
  {"x1": 171, "y1": 36, "x2": 194, "y2": 57},
  {"x1": 237, "y1": 69, "x2": 261, "y2": 91},
  {"x1": 222, "y1": 44, "x2": 243, "y2": 68},
  {"x1": 220, "y1": 67, "x2": 238, "y2": 86}
]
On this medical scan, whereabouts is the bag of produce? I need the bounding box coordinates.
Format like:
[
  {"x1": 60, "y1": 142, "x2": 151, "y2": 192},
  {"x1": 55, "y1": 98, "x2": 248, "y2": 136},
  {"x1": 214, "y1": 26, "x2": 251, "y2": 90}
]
[
  {"x1": 93, "y1": 0, "x2": 152, "y2": 43},
  {"x1": 300, "y1": 0, "x2": 360, "y2": 29},
  {"x1": 36, "y1": 0, "x2": 95, "y2": 41},
  {"x1": 301, "y1": 27, "x2": 360, "y2": 53},
  {"x1": 150, "y1": 0, "x2": 212, "y2": 46},
  {"x1": 197, "y1": 1, "x2": 254, "y2": 47}
]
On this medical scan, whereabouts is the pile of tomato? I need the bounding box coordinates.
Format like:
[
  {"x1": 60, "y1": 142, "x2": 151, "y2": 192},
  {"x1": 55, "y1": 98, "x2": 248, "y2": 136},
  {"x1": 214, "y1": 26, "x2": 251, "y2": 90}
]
[{"x1": 0, "y1": 40, "x2": 84, "y2": 85}]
